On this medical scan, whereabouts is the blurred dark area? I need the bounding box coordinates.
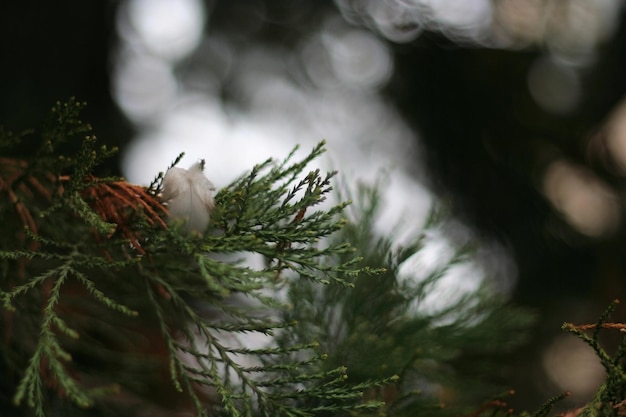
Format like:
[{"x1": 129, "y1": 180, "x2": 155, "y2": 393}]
[
  {"x1": 0, "y1": 1, "x2": 131, "y2": 161},
  {"x1": 3, "y1": 0, "x2": 626, "y2": 411},
  {"x1": 388, "y1": 33, "x2": 626, "y2": 304}
]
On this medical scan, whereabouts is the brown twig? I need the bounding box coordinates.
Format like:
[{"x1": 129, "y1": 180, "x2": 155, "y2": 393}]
[{"x1": 565, "y1": 322, "x2": 626, "y2": 331}]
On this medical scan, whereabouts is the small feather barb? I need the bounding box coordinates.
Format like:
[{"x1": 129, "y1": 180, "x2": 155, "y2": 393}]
[{"x1": 161, "y1": 160, "x2": 215, "y2": 234}]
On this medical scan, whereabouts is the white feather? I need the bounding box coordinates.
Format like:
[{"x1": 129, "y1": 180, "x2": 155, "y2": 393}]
[{"x1": 162, "y1": 161, "x2": 215, "y2": 234}]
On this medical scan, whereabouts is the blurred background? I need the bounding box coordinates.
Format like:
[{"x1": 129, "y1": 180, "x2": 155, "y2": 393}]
[{"x1": 2, "y1": 0, "x2": 626, "y2": 411}]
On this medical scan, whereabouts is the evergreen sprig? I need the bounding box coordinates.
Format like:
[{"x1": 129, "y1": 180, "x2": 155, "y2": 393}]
[
  {"x1": 0, "y1": 100, "x2": 392, "y2": 417},
  {"x1": 3, "y1": 99, "x2": 585, "y2": 417},
  {"x1": 280, "y1": 182, "x2": 535, "y2": 417},
  {"x1": 133, "y1": 141, "x2": 387, "y2": 417},
  {"x1": 560, "y1": 300, "x2": 626, "y2": 417},
  {"x1": 469, "y1": 300, "x2": 626, "y2": 417}
]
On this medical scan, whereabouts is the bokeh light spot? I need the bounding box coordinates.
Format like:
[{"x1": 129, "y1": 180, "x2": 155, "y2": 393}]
[
  {"x1": 528, "y1": 56, "x2": 580, "y2": 114},
  {"x1": 543, "y1": 335, "x2": 605, "y2": 398},
  {"x1": 112, "y1": 51, "x2": 178, "y2": 123},
  {"x1": 543, "y1": 159, "x2": 620, "y2": 238},
  {"x1": 123, "y1": 0, "x2": 205, "y2": 61},
  {"x1": 426, "y1": 0, "x2": 492, "y2": 39},
  {"x1": 604, "y1": 99, "x2": 626, "y2": 175},
  {"x1": 327, "y1": 29, "x2": 393, "y2": 90}
]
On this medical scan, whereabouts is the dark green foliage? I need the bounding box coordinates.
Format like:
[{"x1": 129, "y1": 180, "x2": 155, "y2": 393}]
[
  {"x1": 7, "y1": 99, "x2": 610, "y2": 417},
  {"x1": 0, "y1": 100, "x2": 392, "y2": 416},
  {"x1": 280, "y1": 184, "x2": 535, "y2": 416}
]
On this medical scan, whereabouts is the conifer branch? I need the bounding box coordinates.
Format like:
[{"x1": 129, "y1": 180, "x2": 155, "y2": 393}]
[{"x1": 1, "y1": 99, "x2": 541, "y2": 417}]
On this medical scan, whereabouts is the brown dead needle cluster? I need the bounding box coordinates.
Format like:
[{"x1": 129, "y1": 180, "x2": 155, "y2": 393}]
[
  {"x1": 81, "y1": 175, "x2": 167, "y2": 254},
  {"x1": 0, "y1": 157, "x2": 167, "y2": 254}
]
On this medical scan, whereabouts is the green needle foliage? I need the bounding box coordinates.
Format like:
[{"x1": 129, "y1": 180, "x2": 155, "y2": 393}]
[
  {"x1": 281, "y1": 183, "x2": 536, "y2": 417},
  {"x1": 0, "y1": 99, "x2": 393, "y2": 417},
  {"x1": 7, "y1": 98, "x2": 610, "y2": 417}
]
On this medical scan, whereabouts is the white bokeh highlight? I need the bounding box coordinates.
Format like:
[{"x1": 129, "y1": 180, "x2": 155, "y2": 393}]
[{"x1": 122, "y1": 0, "x2": 205, "y2": 61}]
